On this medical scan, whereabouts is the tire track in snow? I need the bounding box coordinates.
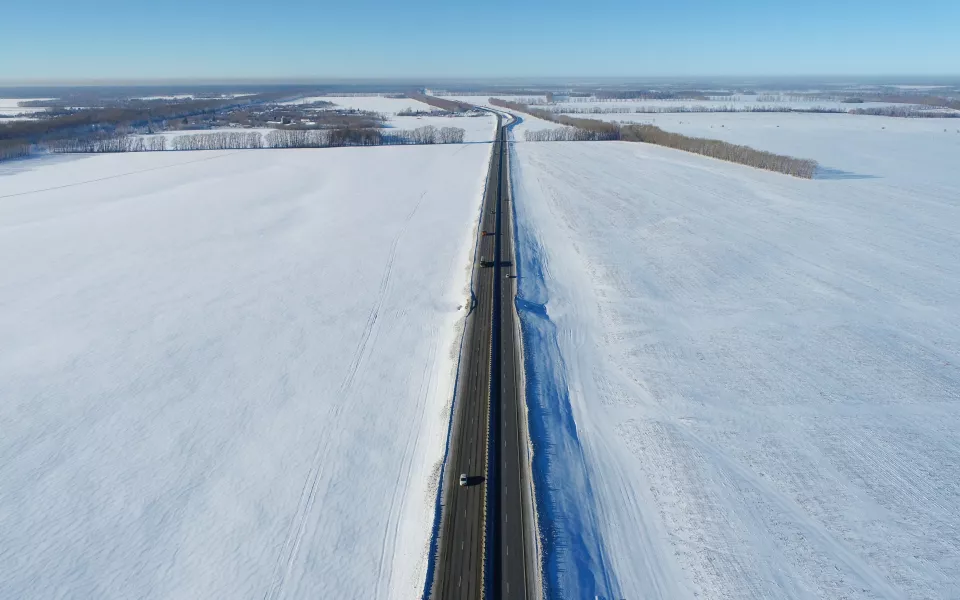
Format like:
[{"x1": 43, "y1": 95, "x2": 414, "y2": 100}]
[
  {"x1": 375, "y1": 321, "x2": 438, "y2": 600},
  {"x1": 264, "y1": 191, "x2": 427, "y2": 600},
  {"x1": 0, "y1": 151, "x2": 242, "y2": 199}
]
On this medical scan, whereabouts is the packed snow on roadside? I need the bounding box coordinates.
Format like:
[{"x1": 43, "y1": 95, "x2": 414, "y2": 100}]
[
  {"x1": 0, "y1": 143, "x2": 492, "y2": 599},
  {"x1": 510, "y1": 128, "x2": 960, "y2": 598}
]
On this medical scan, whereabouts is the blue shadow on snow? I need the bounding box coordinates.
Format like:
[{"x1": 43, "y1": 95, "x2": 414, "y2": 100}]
[{"x1": 507, "y1": 115, "x2": 621, "y2": 600}]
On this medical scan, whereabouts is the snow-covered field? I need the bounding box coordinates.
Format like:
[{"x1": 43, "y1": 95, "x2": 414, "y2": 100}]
[
  {"x1": 386, "y1": 113, "x2": 496, "y2": 143},
  {"x1": 0, "y1": 144, "x2": 492, "y2": 599},
  {"x1": 438, "y1": 94, "x2": 547, "y2": 107},
  {"x1": 280, "y1": 95, "x2": 434, "y2": 115},
  {"x1": 548, "y1": 96, "x2": 928, "y2": 113},
  {"x1": 0, "y1": 97, "x2": 51, "y2": 116},
  {"x1": 613, "y1": 111, "x2": 960, "y2": 182},
  {"x1": 142, "y1": 127, "x2": 277, "y2": 142},
  {"x1": 510, "y1": 120, "x2": 960, "y2": 597},
  {"x1": 135, "y1": 94, "x2": 195, "y2": 101},
  {"x1": 137, "y1": 115, "x2": 496, "y2": 146}
]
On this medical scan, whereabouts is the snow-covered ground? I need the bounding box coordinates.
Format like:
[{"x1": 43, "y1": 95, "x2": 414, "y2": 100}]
[
  {"x1": 280, "y1": 95, "x2": 435, "y2": 115},
  {"x1": 438, "y1": 94, "x2": 547, "y2": 107},
  {"x1": 0, "y1": 144, "x2": 492, "y2": 599},
  {"x1": 385, "y1": 113, "x2": 496, "y2": 143},
  {"x1": 549, "y1": 96, "x2": 925, "y2": 113},
  {"x1": 141, "y1": 127, "x2": 277, "y2": 143},
  {"x1": 135, "y1": 94, "x2": 254, "y2": 100},
  {"x1": 510, "y1": 123, "x2": 960, "y2": 597},
  {"x1": 447, "y1": 99, "x2": 556, "y2": 139},
  {"x1": 135, "y1": 94, "x2": 195, "y2": 101},
  {"x1": 0, "y1": 97, "x2": 51, "y2": 116},
  {"x1": 136, "y1": 116, "x2": 496, "y2": 146},
  {"x1": 613, "y1": 111, "x2": 960, "y2": 183}
]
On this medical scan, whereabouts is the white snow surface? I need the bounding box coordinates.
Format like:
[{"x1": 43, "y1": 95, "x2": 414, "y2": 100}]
[
  {"x1": 0, "y1": 144, "x2": 492, "y2": 599},
  {"x1": 0, "y1": 98, "x2": 51, "y2": 116},
  {"x1": 549, "y1": 96, "x2": 931, "y2": 113},
  {"x1": 510, "y1": 133, "x2": 960, "y2": 599},
  {"x1": 612, "y1": 111, "x2": 960, "y2": 184},
  {"x1": 135, "y1": 94, "x2": 195, "y2": 101},
  {"x1": 386, "y1": 113, "x2": 497, "y2": 142},
  {"x1": 280, "y1": 95, "x2": 435, "y2": 115},
  {"x1": 438, "y1": 94, "x2": 547, "y2": 107},
  {"x1": 142, "y1": 127, "x2": 278, "y2": 143}
]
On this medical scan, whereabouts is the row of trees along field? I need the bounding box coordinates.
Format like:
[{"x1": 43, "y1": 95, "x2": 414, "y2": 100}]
[
  {"x1": 0, "y1": 91, "x2": 306, "y2": 162},
  {"x1": 522, "y1": 127, "x2": 619, "y2": 142},
  {"x1": 44, "y1": 125, "x2": 466, "y2": 155},
  {"x1": 0, "y1": 140, "x2": 31, "y2": 161},
  {"x1": 548, "y1": 105, "x2": 849, "y2": 114},
  {"x1": 490, "y1": 98, "x2": 818, "y2": 178},
  {"x1": 619, "y1": 124, "x2": 818, "y2": 178},
  {"x1": 406, "y1": 93, "x2": 475, "y2": 112}
]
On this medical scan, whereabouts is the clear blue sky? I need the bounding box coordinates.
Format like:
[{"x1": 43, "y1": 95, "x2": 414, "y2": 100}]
[{"x1": 2, "y1": 0, "x2": 958, "y2": 81}]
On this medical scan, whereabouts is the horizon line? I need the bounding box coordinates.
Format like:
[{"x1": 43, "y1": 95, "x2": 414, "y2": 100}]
[{"x1": 1, "y1": 74, "x2": 959, "y2": 87}]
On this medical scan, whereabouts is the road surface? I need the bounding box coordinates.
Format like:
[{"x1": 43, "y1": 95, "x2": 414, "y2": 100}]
[
  {"x1": 431, "y1": 115, "x2": 501, "y2": 600},
  {"x1": 432, "y1": 112, "x2": 535, "y2": 600},
  {"x1": 495, "y1": 115, "x2": 534, "y2": 600}
]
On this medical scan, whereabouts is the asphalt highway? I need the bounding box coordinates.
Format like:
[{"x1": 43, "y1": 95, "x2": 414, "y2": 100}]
[
  {"x1": 495, "y1": 115, "x2": 532, "y2": 600},
  {"x1": 432, "y1": 112, "x2": 533, "y2": 600},
  {"x1": 431, "y1": 115, "x2": 502, "y2": 600}
]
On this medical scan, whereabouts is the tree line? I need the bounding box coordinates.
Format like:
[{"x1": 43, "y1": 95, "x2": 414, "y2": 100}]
[
  {"x1": 543, "y1": 105, "x2": 848, "y2": 115},
  {"x1": 266, "y1": 125, "x2": 465, "y2": 147},
  {"x1": 619, "y1": 124, "x2": 817, "y2": 178},
  {"x1": 491, "y1": 98, "x2": 818, "y2": 179},
  {"x1": 0, "y1": 140, "x2": 31, "y2": 161},
  {"x1": 41, "y1": 125, "x2": 466, "y2": 155},
  {"x1": 523, "y1": 127, "x2": 619, "y2": 142},
  {"x1": 48, "y1": 135, "x2": 168, "y2": 153},
  {"x1": 0, "y1": 90, "x2": 307, "y2": 162},
  {"x1": 406, "y1": 93, "x2": 474, "y2": 113},
  {"x1": 850, "y1": 106, "x2": 960, "y2": 118}
]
